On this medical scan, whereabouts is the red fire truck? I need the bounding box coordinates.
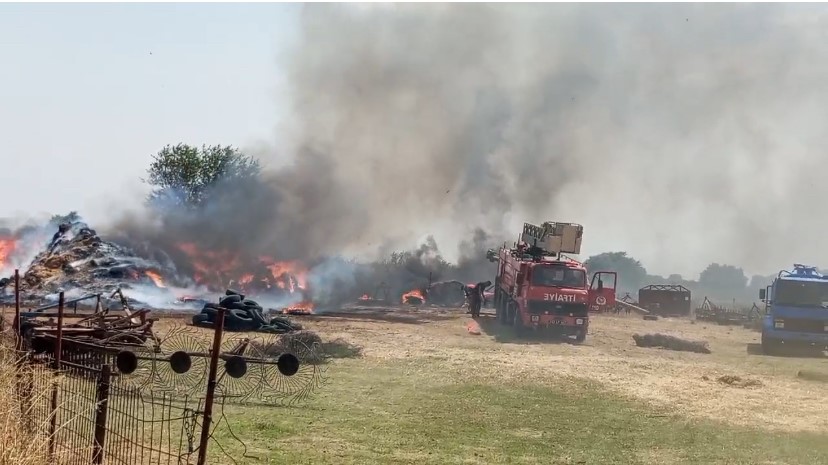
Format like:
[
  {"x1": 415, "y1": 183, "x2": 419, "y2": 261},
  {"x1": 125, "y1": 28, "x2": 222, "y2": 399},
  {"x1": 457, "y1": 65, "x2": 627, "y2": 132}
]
[{"x1": 487, "y1": 222, "x2": 617, "y2": 341}]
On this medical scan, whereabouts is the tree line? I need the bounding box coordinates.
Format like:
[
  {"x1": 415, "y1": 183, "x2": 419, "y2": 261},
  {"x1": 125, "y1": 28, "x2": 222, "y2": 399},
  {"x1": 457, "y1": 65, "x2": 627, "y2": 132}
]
[{"x1": 583, "y1": 251, "x2": 789, "y2": 304}]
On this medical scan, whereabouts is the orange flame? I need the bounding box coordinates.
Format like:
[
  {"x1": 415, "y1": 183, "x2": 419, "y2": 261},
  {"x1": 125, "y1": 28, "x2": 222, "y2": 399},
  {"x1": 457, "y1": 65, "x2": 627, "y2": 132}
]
[
  {"x1": 466, "y1": 320, "x2": 482, "y2": 335},
  {"x1": 283, "y1": 300, "x2": 314, "y2": 315},
  {"x1": 261, "y1": 258, "x2": 308, "y2": 291},
  {"x1": 401, "y1": 288, "x2": 425, "y2": 304},
  {"x1": 0, "y1": 237, "x2": 17, "y2": 270},
  {"x1": 358, "y1": 293, "x2": 371, "y2": 300},
  {"x1": 144, "y1": 270, "x2": 166, "y2": 288},
  {"x1": 238, "y1": 273, "x2": 254, "y2": 286}
]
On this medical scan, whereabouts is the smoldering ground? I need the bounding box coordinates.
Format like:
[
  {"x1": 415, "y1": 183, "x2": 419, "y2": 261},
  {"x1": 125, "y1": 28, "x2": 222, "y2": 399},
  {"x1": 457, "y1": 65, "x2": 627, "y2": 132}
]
[{"x1": 101, "y1": 2, "x2": 828, "y2": 297}]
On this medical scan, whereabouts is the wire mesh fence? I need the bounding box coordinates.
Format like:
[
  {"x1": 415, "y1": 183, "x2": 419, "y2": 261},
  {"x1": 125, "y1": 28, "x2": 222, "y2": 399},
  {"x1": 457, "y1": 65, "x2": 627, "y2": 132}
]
[{"x1": 4, "y1": 271, "x2": 327, "y2": 465}]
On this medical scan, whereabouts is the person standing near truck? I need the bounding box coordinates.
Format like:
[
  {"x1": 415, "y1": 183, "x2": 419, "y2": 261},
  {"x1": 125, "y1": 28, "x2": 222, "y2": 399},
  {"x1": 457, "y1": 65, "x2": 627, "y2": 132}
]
[{"x1": 464, "y1": 280, "x2": 492, "y2": 318}]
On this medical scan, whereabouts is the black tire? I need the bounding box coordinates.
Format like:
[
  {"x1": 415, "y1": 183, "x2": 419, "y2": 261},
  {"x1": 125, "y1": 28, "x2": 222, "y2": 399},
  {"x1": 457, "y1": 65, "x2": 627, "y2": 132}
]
[
  {"x1": 270, "y1": 320, "x2": 295, "y2": 331},
  {"x1": 192, "y1": 314, "x2": 210, "y2": 326},
  {"x1": 575, "y1": 329, "x2": 586, "y2": 343},
  {"x1": 225, "y1": 289, "x2": 245, "y2": 299},
  {"x1": 248, "y1": 308, "x2": 269, "y2": 326},
  {"x1": 225, "y1": 310, "x2": 255, "y2": 331},
  {"x1": 220, "y1": 294, "x2": 243, "y2": 306},
  {"x1": 227, "y1": 301, "x2": 251, "y2": 311},
  {"x1": 761, "y1": 333, "x2": 779, "y2": 356},
  {"x1": 200, "y1": 307, "x2": 218, "y2": 322},
  {"x1": 242, "y1": 299, "x2": 261, "y2": 307}
]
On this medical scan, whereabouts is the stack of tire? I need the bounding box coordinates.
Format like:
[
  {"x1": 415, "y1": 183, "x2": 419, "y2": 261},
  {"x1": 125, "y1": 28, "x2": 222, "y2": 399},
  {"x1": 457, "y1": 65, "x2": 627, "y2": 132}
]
[{"x1": 191, "y1": 289, "x2": 303, "y2": 334}]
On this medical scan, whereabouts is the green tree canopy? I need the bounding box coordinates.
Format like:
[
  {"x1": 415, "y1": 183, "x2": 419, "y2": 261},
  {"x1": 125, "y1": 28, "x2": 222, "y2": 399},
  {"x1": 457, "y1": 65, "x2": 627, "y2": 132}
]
[
  {"x1": 698, "y1": 263, "x2": 748, "y2": 297},
  {"x1": 49, "y1": 211, "x2": 81, "y2": 225},
  {"x1": 145, "y1": 144, "x2": 261, "y2": 208},
  {"x1": 584, "y1": 251, "x2": 647, "y2": 291}
]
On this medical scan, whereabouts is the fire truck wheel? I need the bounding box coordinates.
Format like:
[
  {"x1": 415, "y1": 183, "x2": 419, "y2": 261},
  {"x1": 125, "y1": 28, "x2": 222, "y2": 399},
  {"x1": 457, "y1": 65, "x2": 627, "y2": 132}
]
[
  {"x1": 512, "y1": 308, "x2": 525, "y2": 336},
  {"x1": 500, "y1": 299, "x2": 510, "y2": 325},
  {"x1": 505, "y1": 301, "x2": 515, "y2": 326},
  {"x1": 575, "y1": 330, "x2": 586, "y2": 343},
  {"x1": 761, "y1": 333, "x2": 779, "y2": 356}
]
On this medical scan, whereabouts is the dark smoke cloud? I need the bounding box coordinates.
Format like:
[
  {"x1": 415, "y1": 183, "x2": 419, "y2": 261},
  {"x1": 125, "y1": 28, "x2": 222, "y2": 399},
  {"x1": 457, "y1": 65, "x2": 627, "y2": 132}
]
[
  {"x1": 273, "y1": 3, "x2": 828, "y2": 276},
  {"x1": 109, "y1": 3, "x2": 828, "y2": 283}
]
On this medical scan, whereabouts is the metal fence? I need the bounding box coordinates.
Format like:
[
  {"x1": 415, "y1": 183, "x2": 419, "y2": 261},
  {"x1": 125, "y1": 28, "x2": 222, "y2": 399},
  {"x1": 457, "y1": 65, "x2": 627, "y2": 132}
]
[{"x1": 3, "y1": 268, "x2": 326, "y2": 465}]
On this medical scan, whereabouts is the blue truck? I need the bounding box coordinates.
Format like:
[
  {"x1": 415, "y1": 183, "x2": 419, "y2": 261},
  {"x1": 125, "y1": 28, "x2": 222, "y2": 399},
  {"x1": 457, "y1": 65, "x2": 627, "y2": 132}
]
[{"x1": 759, "y1": 264, "x2": 828, "y2": 355}]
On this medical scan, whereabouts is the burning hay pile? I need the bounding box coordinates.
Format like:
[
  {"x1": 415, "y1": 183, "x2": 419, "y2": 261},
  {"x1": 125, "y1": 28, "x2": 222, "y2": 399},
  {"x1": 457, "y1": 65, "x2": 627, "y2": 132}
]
[
  {"x1": 632, "y1": 333, "x2": 712, "y2": 354},
  {"x1": 192, "y1": 289, "x2": 304, "y2": 334},
  {"x1": 3, "y1": 220, "x2": 175, "y2": 302}
]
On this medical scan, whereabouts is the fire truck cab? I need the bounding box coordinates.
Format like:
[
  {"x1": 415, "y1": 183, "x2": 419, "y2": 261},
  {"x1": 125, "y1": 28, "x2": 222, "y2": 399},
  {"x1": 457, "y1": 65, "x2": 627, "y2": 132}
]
[{"x1": 487, "y1": 222, "x2": 616, "y2": 341}]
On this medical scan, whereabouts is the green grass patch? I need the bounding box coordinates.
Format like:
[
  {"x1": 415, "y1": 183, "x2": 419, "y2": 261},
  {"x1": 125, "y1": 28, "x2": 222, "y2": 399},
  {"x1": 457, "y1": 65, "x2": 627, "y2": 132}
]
[{"x1": 208, "y1": 358, "x2": 828, "y2": 465}]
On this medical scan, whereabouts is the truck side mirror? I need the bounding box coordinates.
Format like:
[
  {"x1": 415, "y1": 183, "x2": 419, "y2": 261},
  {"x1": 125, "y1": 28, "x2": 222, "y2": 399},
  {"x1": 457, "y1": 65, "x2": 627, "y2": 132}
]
[{"x1": 759, "y1": 289, "x2": 766, "y2": 301}]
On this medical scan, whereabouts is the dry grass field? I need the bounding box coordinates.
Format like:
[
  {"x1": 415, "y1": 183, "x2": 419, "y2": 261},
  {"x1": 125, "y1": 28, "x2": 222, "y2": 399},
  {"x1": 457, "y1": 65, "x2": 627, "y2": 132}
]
[
  {"x1": 154, "y1": 308, "x2": 828, "y2": 464},
  {"x1": 7, "y1": 307, "x2": 828, "y2": 464}
]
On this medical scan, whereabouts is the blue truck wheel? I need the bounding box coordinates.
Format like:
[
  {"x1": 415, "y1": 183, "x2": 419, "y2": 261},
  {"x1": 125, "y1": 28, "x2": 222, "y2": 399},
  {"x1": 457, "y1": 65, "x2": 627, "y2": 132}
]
[{"x1": 761, "y1": 332, "x2": 779, "y2": 355}]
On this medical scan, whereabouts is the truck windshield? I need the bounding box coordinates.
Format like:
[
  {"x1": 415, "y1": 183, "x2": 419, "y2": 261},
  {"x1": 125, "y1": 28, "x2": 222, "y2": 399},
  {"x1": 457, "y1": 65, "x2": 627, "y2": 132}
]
[
  {"x1": 774, "y1": 280, "x2": 828, "y2": 308},
  {"x1": 531, "y1": 266, "x2": 585, "y2": 288}
]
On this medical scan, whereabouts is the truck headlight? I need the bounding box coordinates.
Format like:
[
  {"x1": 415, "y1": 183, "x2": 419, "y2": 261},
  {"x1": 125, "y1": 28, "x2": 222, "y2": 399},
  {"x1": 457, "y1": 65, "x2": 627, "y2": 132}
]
[
  {"x1": 575, "y1": 318, "x2": 584, "y2": 325},
  {"x1": 531, "y1": 315, "x2": 539, "y2": 323},
  {"x1": 774, "y1": 321, "x2": 784, "y2": 329}
]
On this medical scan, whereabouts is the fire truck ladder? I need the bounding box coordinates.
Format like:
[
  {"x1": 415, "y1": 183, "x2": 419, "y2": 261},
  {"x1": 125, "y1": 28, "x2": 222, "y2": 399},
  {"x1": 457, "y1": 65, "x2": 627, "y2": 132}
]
[{"x1": 521, "y1": 221, "x2": 583, "y2": 258}]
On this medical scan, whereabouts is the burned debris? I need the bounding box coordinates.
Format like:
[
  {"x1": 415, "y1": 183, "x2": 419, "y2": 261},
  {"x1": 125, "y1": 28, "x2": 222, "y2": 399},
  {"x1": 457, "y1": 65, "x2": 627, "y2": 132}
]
[
  {"x1": 3, "y1": 220, "x2": 179, "y2": 303},
  {"x1": 18, "y1": 286, "x2": 161, "y2": 362}
]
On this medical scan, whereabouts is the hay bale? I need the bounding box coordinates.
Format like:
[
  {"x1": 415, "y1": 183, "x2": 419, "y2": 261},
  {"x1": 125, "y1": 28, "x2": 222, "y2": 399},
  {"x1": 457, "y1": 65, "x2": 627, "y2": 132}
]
[
  {"x1": 320, "y1": 338, "x2": 363, "y2": 359},
  {"x1": 717, "y1": 375, "x2": 762, "y2": 388},
  {"x1": 632, "y1": 333, "x2": 711, "y2": 354},
  {"x1": 797, "y1": 370, "x2": 828, "y2": 383}
]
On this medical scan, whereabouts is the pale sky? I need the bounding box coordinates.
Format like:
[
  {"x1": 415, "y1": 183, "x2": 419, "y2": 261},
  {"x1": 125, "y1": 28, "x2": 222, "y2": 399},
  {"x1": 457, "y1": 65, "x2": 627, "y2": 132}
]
[{"x1": 0, "y1": 3, "x2": 299, "y2": 224}]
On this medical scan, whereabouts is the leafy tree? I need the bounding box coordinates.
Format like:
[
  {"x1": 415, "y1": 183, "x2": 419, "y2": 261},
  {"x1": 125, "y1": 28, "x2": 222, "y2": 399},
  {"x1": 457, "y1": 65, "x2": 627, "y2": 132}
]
[
  {"x1": 145, "y1": 144, "x2": 261, "y2": 208},
  {"x1": 584, "y1": 251, "x2": 647, "y2": 291},
  {"x1": 698, "y1": 263, "x2": 748, "y2": 297},
  {"x1": 49, "y1": 211, "x2": 81, "y2": 225},
  {"x1": 748, "y1": 273, "x2": 775, "y2": 290}
]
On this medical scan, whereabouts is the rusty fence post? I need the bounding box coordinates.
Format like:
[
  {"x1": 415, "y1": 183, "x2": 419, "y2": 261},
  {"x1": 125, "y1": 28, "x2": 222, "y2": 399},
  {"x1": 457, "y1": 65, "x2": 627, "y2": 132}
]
[
  {"x1": 13, "y1": 269, "x2": 20, "y2": 349},
  {"x1": 197, "y1": 307, "x2": 226, "y2": 465},
  {"x1": 47, "y1": 291, "x2": 65, "y2": 459},
  {"x1": 92, "y1": 365, "x2": 111, "y2": 464},
  {"x1": 12, "y1": 268, "x2": 33, "y2": 433}
]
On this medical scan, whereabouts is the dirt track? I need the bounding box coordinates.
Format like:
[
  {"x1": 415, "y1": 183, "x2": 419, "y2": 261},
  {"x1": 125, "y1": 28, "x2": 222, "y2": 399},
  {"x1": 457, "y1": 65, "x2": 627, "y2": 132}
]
[{"x1": 292, "y1": 307, "x2": 828, "y2": 434}]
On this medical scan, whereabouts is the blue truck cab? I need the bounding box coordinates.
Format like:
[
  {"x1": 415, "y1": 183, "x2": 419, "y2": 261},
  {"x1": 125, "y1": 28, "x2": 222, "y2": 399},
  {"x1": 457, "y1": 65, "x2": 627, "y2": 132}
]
[{"x1": 759, "y1": 264, "x2": 828, "y2": 354}]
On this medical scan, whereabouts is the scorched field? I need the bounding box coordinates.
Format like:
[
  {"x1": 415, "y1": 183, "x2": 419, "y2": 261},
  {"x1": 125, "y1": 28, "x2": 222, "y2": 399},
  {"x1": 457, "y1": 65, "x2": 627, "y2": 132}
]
[{"x1": 154, "y1": 307, "x2": 828, "y2": 465}]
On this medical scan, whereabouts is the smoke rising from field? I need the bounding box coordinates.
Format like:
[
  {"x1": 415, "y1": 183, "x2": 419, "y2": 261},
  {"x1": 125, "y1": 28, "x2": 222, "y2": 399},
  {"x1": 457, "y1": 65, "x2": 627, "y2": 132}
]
[
  {"x1": 108, "y1": 3, "x2": 828, "y2": 284},
  {"x1": 272, "y1": 3, "x2": 828, "y2": 276}
]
